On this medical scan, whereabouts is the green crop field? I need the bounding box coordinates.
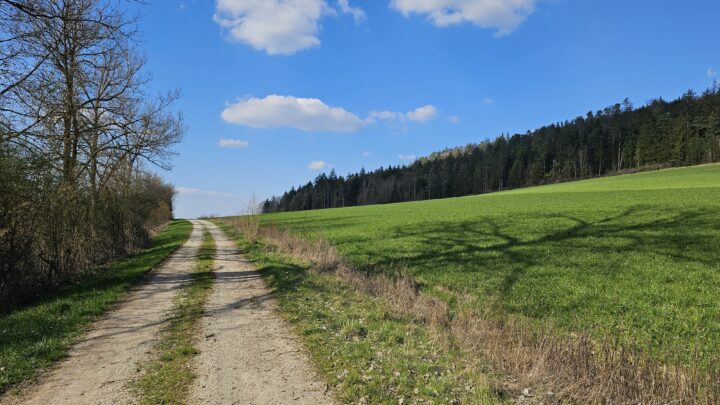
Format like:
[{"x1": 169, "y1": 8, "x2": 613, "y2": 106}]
[{"x1": 261, "y1": 164, "x2": 720, "y2": 367}]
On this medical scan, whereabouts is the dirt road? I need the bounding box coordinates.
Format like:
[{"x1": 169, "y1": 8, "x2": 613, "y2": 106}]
[
  {"x1": 2, "y1": 220, "x2": 332, "y2": 404},
  {"x1": 189, "y1": 220, "x2": 332, "y2": 404},
  {"x1": 2, "y1": 221, "x2": 204, "y2": 405}
]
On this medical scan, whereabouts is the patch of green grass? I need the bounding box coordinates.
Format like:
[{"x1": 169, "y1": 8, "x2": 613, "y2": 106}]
[
  {"x1": 134, "y1": 228, "x2": 215, "y2": 404},
  {"x1": 215, "y1": 221, "x2": 498, "y2": 404},
  {"x1": 255, "y1": 164, "x2": 720, "y2": 367},
  {"x1": 0, "y1": 220, "x2": 193, "y2": 394}
]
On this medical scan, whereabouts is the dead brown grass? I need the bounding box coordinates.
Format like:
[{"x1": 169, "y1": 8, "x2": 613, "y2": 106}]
[
  {"x1": 451, "y1": 303, "x2": 720, "y2": 404},
  {"x1": 229, "y1": 214, "x2": 260, "y2": 243},
  {"x1": 229, "y1": 194, "x2": 262, "y2": 243},
  {"x1": 235, "y1": 221, "x2": 719, "y2": 404},
  {"x1": 255, "y1": 225, "x2": 449, "y2": 326}
]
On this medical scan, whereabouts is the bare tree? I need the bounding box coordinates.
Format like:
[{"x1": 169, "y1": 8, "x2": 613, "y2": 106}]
[
  {"x1": 1, "y1": 0, "x2": 183, "y2": 188},
  {"x1": 231, "y1": 193, "x2": 262, "y2": 243},
  {"x1": 0, "y1": 0, "x2": 184, "y2": 307}
]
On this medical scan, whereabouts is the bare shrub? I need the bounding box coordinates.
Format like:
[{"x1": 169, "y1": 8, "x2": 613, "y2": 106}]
[
  {"x1": 0, "y1": 152, "x2": 175, "y2": 309},
  {"x1": 230, "y1": 194, "x2": 262, "y2": 243},
  {"x1": 222, "y1": 220, "x2": 720, "y2": 404}
]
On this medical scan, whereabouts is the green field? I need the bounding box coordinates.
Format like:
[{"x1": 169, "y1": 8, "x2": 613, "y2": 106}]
[
  {"x1": 261, "y1": 164, "x2": 720, "y2": 366},
  {"x1": 0, "y1": 220, "x2": 193, "y2": 393}
]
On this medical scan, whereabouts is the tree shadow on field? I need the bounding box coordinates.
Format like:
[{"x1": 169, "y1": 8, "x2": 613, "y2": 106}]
[
  {"x1": 366, "y1": 204, "x2": 720, "y2": 366},
  {"x1": 367, "y1": 205, "x2": 718, "y2": 299}
]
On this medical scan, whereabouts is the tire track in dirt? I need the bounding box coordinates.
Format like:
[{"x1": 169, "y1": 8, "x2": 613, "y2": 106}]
[
  {"x1": 189, "y1": 220, "x2": 333, "y2": 405},
  {"x1": 1, "y1": 221, "x2": 204, "y2": 405}
]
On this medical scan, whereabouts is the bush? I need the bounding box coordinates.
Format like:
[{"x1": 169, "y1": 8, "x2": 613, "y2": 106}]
[{"x1": 0, "y1": 148, "x2": 175, "y2": 310}]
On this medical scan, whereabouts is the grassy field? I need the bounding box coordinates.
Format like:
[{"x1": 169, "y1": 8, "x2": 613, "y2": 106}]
[
  {"x1": 215, "y1": 221, "x2": 497, "y2": 403},
  {"x1": 260, "y1": 164, "x2": 720, "y2": 367},
  {"x1": 135, "y1": 227, "x2": 215, "y2": 404},
  {"x1": 0, "y1": 220, "x2": 193, "y2": 394}
]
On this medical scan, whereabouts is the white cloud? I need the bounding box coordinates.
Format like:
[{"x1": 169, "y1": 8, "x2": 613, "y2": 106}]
[
  {"x1": 368, "y1": 105, "x2": 439, "y2": 124},
  {"x1": 398, "y1": 154, "x2": 417, "y2": 162},
  {"x1": 362, "y1": 151, "x2": 372, "y2": 157},
  {"x1": 176, "y1": 187, "x2": 202, "y2": 196},
  {"x1": 174, "y1": 188, "x2": 249, "y2": 219},
  {"x1": 338, "y1": 0, "x2": 366, "y2": 22},
  {"x1": 218, "y1": 138, "x2": 250, "y2": 149},
  {"x1": 176, "y1": 187, "x2": 232, "y2": 197},
  {"x1": 406, "y1": 105, "x2": 438, "y2": 122},
  {"x1": 391, "y1": 0, "x2": 536, "y2": 36},
  {"x1": 214, "y1": 0, "x2": 364, "y2": 55},
  {"x1": 449, "y1": 115, "x2": 460, "y2": 124},
  {"x1": 307, "y1": 160, "x2": 329, "y2": 170},
  {"x1": 708, "y1": 67, "x2": 717, "y2": 77},
  {"x1": 367, "y1": 110, "x2": 404, "y2": 122},
  {"x1": 482, "y1": 97, "x2": 495, "y2": 104},
  {"x1": 214, "y1": 0, "x2": 325, "y2": 55},
  {"x1": 221, "y1": 95, "x2": 365, "y2": 132},
  {"x1": 223, "y1": 95, "x2": 439, "y2": 132}
]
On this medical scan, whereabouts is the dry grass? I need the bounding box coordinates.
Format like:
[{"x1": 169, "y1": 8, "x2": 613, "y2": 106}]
[
  {"x1": 451, "y1": 304, "x2": 720, "y2": 404},
  {"x1": 229, "y1": 214, "x2": 260, "y2": 243},
  {"x1": 228, "y1": 194, "x2": 262, "y2": 243},
  {"x1": 240, "y1": 222, "x2": 719, "y2": 404}
]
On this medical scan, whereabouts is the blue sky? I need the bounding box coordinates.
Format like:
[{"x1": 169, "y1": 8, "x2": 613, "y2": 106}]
[{"x1": 134, "y1": 0, "x2": 720, "y2": 218}]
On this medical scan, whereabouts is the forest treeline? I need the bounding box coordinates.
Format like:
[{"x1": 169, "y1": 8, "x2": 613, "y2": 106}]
[
  {"x1": 264, "y1": 86, "x2": 720, "y2": 213},
  {"x1": 0, "y1": 1, "x2": 183, "y2": 309}
]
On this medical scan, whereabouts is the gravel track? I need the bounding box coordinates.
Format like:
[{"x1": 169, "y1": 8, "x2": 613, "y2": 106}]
[
  {"x1": 1, "y1": 221, "x2": 204, "y2": 405},
  {"x1": 189, "y1": 220, "x2": 332, "y2": 405},
  {"x1": 2, "y1": 219, "x2": 333, "y2": 404}
]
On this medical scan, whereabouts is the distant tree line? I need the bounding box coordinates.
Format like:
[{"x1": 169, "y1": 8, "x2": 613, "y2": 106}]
[
  {"x1": 0, "y1": 1, "x2": 183, "y2": 309},
  {"x1": 263, "y1": 86, "x2": 720, "y2": 213}
]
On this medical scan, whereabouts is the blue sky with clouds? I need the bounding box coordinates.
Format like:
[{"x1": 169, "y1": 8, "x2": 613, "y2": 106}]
[{"x1": 134, "y1": 0, "x2": 720, "y2": 218}]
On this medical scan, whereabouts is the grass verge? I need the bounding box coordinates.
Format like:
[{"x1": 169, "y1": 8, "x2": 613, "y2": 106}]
[
  {"x1": 133, "y1": 227, "x2": 215, "y2": 404},
  {"x1": 213, "y1": 220, "x2": 498, "y2": 404},
  {"x1": 0, "y1": 219, "x2": 193, "y2": 394}
]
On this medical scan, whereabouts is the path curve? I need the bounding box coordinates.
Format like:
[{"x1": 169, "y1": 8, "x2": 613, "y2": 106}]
[
  {"x1": 1, "y1": 221, "x2": 204, "y2": 405},
  {"x1": 189, "y1": 220, "x2": 333, "y2": 405}
]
